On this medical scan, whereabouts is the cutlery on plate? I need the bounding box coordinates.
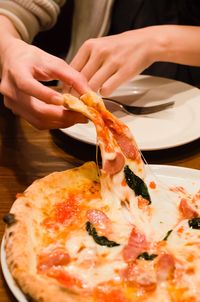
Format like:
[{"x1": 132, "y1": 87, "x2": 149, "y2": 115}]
[
  {"x1": 102, "y1": 97, "x2": 174, "y2": 115},
  {"x1": 51, "y1": 86, "x2": 174, "y2": 115}
]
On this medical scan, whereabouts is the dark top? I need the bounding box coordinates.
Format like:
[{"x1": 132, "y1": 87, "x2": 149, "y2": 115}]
[{"x1": 108, "y1": 0, "x2": 200, "y2": 86}]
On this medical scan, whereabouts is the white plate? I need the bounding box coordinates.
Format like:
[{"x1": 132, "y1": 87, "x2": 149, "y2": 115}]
[
  {"x1": 60, "y1": 75, "x2": 200, "y2": 150},
  {"x1": 1, "y1": 236, "x2": 28, "y2": 302},
  {"x1": 1, "y1": 164, "x2": 200, "y2": 302}
]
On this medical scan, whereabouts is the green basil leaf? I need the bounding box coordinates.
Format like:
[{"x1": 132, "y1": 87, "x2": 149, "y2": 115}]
[
  {"x1": 188, "y1": 217, "x2": 200, "y2": 229},
  {"x1": 137, "y1": 252, "x2": 158, "y2": 261},
  {"x1": 163, "y1": 229, "x2": 173, "y2": 241},
  {"x1": 124, "y1": 165, "x2": 151, "y2": 204},
  {"x1": 86, "y1": 221, "x2": 120, "y2": 247}
]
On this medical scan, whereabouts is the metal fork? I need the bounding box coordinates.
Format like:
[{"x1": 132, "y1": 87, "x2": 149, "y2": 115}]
[
  {"x1": 102, "y1": 97, "x2": 174, "y2": 115},
  {"x1": 52, "y1": 85, "x2": 174, "y2": 115}
]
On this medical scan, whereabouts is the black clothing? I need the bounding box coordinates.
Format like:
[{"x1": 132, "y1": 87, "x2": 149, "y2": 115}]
[{"x1": 108, "y1": 0, "x2": 200, "y2": 86}]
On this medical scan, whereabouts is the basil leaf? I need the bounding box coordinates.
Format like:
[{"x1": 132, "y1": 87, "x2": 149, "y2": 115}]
[
  {"x1": 188, "y1": 217, "x2": 200, "y2": 229},
  {"x1": 137, "y1": 252, "x2": 158, "y2": 261},
  {"x1": 86, "y1": 221, "x2": 120, "y2": 247},
  {"x1": 124, "y1": 165, "x2": 151, "y2": 204},
  {"x1": 163, "y1": 229, "x2": 173, "y2": 241}
]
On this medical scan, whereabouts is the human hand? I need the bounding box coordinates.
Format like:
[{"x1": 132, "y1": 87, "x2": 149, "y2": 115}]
[
  {"x1": 71, "y1": 27, "x2": 160, "y2": 96},
  {"x1": 0, "y1": 38, "x2": 89, "y2": 129}
]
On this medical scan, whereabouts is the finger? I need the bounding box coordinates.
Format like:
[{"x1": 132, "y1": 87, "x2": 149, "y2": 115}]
[
  {"x1": 70, "y1": 44, "x2": 91, "y2": 72},
  {"x1": 62, "y1": 84, "x2": 73, "y2": 94},
  {"x1": 99, "y1": 69, "x2": 134, "y2": 96},
  {"x1": 4, "y1": 94, "x2": 88, "y2": 130},
  {"x1": 47, "y1": 59, "x2": 90, "y2": 95},
  {"x1": 88, "y1": 62, "x2": 118, "y2": 92},
  {"x1": 13, "y1": 72, "x2": 64, "y2": 105},
  {"x1": 3, "y1": 96, "x2": 15, "y2": 112},
  {"x1": 30, "y1": 97, "x2": 88, "y2": 125},
  {"x1": 28, "y1": 109, "x2": 88, "y2": 130},
  {"x1": 79, "y1": 56, "x2": 103, "y2": 82}
]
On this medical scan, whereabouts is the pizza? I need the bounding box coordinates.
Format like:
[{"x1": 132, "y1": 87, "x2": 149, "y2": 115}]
[{"x1": 3, "y1": 91, "x2": 200, "y2": 302}]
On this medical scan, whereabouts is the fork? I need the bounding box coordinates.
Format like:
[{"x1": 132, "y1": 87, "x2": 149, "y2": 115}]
[
  {"x1": 102, "y1": 97, "x2": 174, "y2": 115},
  {"x1": 52, "y1": 86, "x2": 174, "y2": 115}
]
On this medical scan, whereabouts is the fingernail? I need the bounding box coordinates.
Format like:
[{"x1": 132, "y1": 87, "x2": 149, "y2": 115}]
[{"x1": 52, "y1": 94, "x2": 64, "y2": 105}]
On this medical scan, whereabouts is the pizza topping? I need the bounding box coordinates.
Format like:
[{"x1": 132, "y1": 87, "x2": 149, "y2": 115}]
[
  {"x1": 188, "y1": 217, "x2": 200, "y2": 229},
  {"x1": 94, "y1": 287, "x2": 128, "y2": 302},
  {"x1": 37, "y1": 248, "x2": 70, "y2": 272},
  {"x1": 43, "y1": 194, "x2": 79, "y2": 228},
  {"x1": 86, "y1": 221, "x2": 120, "y2": 247},
  {"x1": 124, "y1": 165, "x2": 151, "y2": 204},
  {"x1": 55, "y1": 195, "x2": 79, "y2": 224},
  {"x1": 149, "y1": 181, "x2": 156, "y2": 189},
  {"x1": 103, "y1": 152, "x2": 125, "y2": 176},
  {"x1": 123, "y1": 227, "x2": 148, "y2": 262},
  {"x1": 155, "y1": 253, "x2": 175, "y2": 281},
  {"x1": 179, "y1": 198, "x2": 198, "y2": 219},
  {"x1": 47, "y1": 269, "x2": 84, "y2": 290},
  {"x1": 3, "y1": 213, "x2": 17, "y2": 226},
  {"x1": 192, "y1": 189, "x2": 200, "y2": 203},
  {"x1": 86, "y1": 209, "x2": 112, "y2": 235},
  {"x1": 163, "y1": 229, "x2": 173, "y2": 241},
  {"x1": 137, "y1": 252, "x2": 158, "y2": 261},
  {"x1": 137, "y1": 196, "x2": 150, "y2": 209},
  {"x1": 123, "y1": 260, "x2": 157, "y2": 291},
  {"x1": 110, "y1": 131, "x2": 138, "y2": 160}
]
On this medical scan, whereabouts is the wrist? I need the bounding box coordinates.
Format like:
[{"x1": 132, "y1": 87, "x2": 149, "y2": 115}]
[
  {"x1": 0, "y1": 15, "x2": 21, "y2": 52},
  {"x1": 0, "y1": 15, "x2": 21, "y2": 76},
  {"x1": 144, "y1": 25, "x2": 175, "y2": 64}
]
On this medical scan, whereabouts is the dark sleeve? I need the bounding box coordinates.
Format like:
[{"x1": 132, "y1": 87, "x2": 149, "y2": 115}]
[{"x1": 178, "y1": 0, "x2": 200, "y2": 25}]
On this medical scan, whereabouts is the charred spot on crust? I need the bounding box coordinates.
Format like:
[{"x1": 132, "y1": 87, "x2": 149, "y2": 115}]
[
  {"x1": 25, "y1": 294, "x2": 38, "y2": 302},
  {"x1": 3, "y1": 213, "x2": 17, "y2": 226},
  {"x1": 89, "y1": 181, "x2": 100, "y2": 193},
  {"x1": 25, "y1": 202, "x2": 31, "y2": 208}
]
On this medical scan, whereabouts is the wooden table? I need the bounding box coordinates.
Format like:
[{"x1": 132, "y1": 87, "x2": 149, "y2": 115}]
[{"x1": 0, "y1": 98, "x2": 199, "y2": 302}]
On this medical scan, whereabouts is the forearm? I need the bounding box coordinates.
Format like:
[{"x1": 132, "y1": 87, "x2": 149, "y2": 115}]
[
  {"x1": 0, "y1": 0, "x2": 65, "y2": 44},
  {"x1": 0, "y1": 14, "x2": 21, "y2": 44},
  {"x1": 151, "y1": 25, "x2": 200, "y2": 67}
]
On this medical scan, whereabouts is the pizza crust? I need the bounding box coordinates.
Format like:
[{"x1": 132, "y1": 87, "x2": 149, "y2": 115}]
[{"x1": 4, "y1": 162, "x2": 99, "y2": 302}]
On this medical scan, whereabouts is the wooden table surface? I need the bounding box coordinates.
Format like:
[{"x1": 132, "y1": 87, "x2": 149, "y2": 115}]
[{"x1": 0, "y1": 97, "x2": 199, "y2": 302}]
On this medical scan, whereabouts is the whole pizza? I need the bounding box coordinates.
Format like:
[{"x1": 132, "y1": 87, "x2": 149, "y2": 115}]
[{"x1": 3, "y1": 92, "x2": 200, "y2": 302}]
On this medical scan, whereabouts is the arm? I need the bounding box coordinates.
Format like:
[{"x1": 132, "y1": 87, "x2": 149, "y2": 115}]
[
  {"x1": 0, "y1": 14, "x2": 89, "y2": 129},
  {"x1": 155, "y1": 25, "x2": 200, "y2": 66},
  {"x1": 71, "y1": 25, "x2": 200, "y2": 95},
  {"x1": 0, "y1": 0, "x2": 65, "y2": 42}
]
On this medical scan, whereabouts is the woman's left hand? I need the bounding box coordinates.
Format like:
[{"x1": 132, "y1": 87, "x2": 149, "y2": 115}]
[{"x1": 70, "y1": 27, "x2": 160, "y2": 96}]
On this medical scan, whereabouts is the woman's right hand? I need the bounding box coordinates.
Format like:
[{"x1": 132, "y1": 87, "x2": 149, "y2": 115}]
[{"x1": 0, "y1": 36, "x2": 90, "y2": 129}]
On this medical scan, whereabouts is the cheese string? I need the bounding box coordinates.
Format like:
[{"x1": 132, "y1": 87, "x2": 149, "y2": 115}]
[{"x1": 140, "y1": 151, "x2": 173, "y2": 196}]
